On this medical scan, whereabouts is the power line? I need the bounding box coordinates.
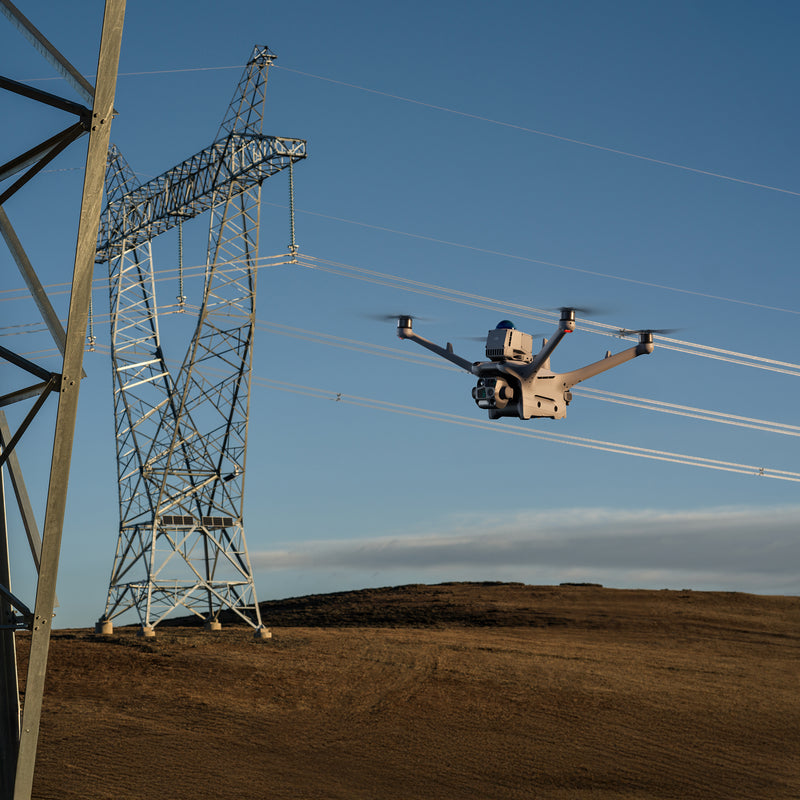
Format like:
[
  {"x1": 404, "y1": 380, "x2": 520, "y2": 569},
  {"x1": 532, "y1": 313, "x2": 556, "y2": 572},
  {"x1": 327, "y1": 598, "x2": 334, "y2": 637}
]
[
  {"x1": 21, "y1": 312, "x2": 796, "y2": 479},
  {"x1": 255, "y1": 377, "x2": 800, "y2": 483},
  {"x1": 258, "y1": 320, "x2": 450, "y2": 371},
  {"x1": 17, "y1": 189, "x2": 793, "y2": 318},
  {"x1": 256, "y1": 321, "x2": 800, "y2": 438},
  {"x1": 269, "y1": 65, "x2": 800, "y2": 199},
  {"x1": 0, "y1": 254, "x2": 291, "y2": 302},
  {"x1": 261, "y1": 202, "x2": 800, "y2": 317},
  {"x1": 19, "y1": 313, "x2": 791, "y2": 438},
  {"x1": 575, "y1": 386, "x2": 800, "y2": 437},
  {"x1": 5, "y1": 251, "x2": 800, "y2": 378},
  {"x1": 290, "y1": 253, "x2": 800, "y2": 377},
  {"x1": 21, "y1": 60, "x2": 800, "y2": 199},
  {"x1": 21, "y1": 65, "x2": 243, "y2": 83}
]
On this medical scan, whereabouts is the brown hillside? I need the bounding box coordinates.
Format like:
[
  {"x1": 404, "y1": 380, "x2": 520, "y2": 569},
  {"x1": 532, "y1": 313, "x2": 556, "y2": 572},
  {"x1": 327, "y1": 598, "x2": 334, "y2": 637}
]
[{"x1": 21, "y1": 583, "x2": 800, "y2": 799}]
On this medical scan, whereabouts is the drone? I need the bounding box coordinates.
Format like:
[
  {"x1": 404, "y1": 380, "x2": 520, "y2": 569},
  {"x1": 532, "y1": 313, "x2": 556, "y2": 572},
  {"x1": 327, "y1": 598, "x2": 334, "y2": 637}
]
[{"x1": 395, "y1": 308, "x2": 660, "y2": 421}]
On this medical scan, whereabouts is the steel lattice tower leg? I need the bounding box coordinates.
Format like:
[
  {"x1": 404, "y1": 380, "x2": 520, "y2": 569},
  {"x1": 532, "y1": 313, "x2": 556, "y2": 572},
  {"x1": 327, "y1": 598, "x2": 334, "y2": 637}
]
[
  {"x1": 99, "y1": 145, "x2": 201, "y2": 632},
  {"x1": 98, "y1": 48, "x2": 290, "y2": 636}
]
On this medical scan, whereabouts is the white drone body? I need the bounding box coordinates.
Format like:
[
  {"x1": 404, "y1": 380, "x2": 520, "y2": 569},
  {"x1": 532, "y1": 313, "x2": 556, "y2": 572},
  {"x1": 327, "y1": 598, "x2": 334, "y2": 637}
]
[{"x1": 396, "y1": 309, "x2": 655, "y2": 420}]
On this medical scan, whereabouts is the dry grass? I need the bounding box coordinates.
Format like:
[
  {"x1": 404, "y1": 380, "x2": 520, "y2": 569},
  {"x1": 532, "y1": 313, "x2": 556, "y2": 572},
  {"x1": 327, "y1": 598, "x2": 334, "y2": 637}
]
[{"x1": 18, "y1": 583, "x2": 800, "y2": 799}]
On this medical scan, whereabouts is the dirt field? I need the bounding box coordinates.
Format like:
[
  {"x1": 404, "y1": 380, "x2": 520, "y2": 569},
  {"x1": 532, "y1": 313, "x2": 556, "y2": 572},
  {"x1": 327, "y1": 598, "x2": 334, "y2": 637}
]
[{"x1": 18, "y1": 583, "x2": 800, "y2": 799}]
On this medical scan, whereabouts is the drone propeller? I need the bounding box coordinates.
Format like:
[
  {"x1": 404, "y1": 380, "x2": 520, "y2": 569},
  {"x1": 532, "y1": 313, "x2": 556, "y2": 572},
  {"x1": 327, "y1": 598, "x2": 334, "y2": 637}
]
[
  {"x1": 556, "y1": 305, "x2": 590, "y2": 315},
  {"x1": 550, "y1": 305, "x2": 607, "y2": 316},
  {"x1": 618, "y1": 327, "x2": 678, "y2": 337},
  {"x1": 363, "y1": 312, "x2": 434, "y2": 323}
]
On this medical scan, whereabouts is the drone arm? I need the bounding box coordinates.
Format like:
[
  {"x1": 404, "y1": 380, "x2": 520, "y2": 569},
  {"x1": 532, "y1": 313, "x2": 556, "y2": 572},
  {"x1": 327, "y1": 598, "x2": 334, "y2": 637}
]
[
  {"x1": 397, "y1": 317, "x2": 473, "y2": 372},
  {"x1": 520, "y1": 308, "x2": 575, "y2": 378},
  {"x1": 558, "y1": 337, "x2": 654, "y2": 390},
  {"x1": 524, "y1": 327, "x2": 570, "y2": 377}
]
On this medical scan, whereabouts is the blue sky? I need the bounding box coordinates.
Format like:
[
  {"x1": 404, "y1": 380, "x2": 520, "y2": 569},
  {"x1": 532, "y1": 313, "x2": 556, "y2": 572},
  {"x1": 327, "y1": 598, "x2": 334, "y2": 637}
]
[{"x1": 1, "y1": 1, "x2": 799, "y2": 628}]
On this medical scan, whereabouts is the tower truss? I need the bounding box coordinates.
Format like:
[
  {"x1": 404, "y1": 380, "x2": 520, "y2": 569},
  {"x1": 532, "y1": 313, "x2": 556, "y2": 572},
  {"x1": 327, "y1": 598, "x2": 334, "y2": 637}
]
[{"x1": 95, "y1": 46, "x2": 306, "y2": 635}]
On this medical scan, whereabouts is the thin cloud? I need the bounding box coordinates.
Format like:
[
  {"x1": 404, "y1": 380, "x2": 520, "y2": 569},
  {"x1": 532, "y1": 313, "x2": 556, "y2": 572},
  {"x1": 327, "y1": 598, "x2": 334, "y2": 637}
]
[{"x1": 252, "y1": 505, "x2": 800, "y2": 581}]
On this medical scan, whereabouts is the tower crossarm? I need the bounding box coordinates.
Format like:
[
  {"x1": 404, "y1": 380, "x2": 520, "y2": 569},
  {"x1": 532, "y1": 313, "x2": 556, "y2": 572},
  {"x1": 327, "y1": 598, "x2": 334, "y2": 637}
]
[{"x1": 96, "y1": 133, "x2": 307, "y2": 262}]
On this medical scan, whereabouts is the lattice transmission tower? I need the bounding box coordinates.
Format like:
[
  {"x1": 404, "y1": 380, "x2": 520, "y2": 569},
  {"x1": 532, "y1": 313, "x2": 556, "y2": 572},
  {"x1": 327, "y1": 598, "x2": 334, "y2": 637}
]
[{"x1": 94, "y1": 45, "x2": 306, "y2": 637}]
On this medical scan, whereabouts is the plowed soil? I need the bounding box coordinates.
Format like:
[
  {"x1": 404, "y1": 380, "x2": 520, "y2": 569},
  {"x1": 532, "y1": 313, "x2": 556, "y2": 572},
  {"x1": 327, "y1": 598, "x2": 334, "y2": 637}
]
[{"x1": 18, "y1": 583, "x2": 800, "y2": 799}]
